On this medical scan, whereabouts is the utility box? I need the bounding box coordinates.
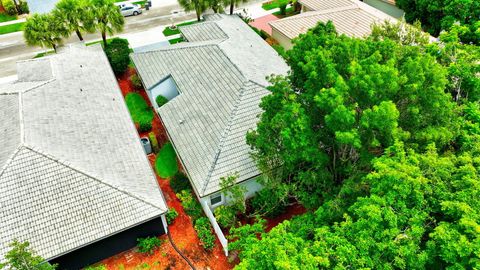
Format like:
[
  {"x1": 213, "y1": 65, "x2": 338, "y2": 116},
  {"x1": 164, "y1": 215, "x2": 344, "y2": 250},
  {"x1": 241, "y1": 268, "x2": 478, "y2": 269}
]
[{"x1": 141, "y1": 137, "x2": 152, "y2": 154}]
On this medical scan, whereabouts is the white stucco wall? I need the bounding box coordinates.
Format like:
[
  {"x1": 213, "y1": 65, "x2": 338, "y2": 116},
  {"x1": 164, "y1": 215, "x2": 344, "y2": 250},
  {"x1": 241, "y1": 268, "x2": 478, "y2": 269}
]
[
  {"x1": 272, "y1": 28, "x2": 294, "y2": 51},
  {"x1": 363, "y1": 0, "x2": 404, "y2": 18},
  {"x1": 202, "y1": 177, "x2": 263, "y2": 210}
]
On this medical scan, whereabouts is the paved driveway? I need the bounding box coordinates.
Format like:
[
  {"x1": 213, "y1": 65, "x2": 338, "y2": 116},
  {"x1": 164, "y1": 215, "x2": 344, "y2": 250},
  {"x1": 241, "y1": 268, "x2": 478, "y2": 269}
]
[{"x1": 249, "y1": 13, "x2": 279, "y2": 35}]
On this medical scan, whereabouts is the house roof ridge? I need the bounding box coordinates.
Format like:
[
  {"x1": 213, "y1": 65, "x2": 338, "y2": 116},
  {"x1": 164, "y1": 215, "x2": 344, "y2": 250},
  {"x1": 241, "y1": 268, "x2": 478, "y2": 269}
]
[
  {"x1": 131, "y1": 41, "x2": 220, "y2": 56},
  {"x1": 23, "y1": 145, "x2": 167, "y2": 213},
  {"x1": 0, "y1": 145, "x2": 23, "y2": 179},
  {"x1": 200, "y1": 81, "x2": 256, "y2": 195}
]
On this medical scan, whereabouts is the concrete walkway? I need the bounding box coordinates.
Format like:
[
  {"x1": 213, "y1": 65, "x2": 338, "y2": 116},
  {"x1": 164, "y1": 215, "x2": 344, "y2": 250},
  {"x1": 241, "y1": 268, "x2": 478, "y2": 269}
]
[{"x1": 0, "y1": 17, "x2": 26, "y2": 27}]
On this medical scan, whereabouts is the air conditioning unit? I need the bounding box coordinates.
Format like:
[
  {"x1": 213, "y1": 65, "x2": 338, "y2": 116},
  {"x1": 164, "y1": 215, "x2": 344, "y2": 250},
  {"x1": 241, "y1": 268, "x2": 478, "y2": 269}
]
[{"x1": 141, "y1": 137, "x2": 152, "y2": 154}]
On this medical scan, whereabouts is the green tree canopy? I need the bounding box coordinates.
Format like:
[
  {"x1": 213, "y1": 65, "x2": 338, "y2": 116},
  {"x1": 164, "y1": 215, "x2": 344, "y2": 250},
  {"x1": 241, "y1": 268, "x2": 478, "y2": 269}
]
[
  {"x1": 236, "y1": 21, "x2": 480, "y2": 269},
  {"x1": 53, "y1": 0, "x2": 95, "y2": 41},
  {"x1": 23, "y1": 13, "x2": 69, "y2": 51},
  {"x1": 247, "y1": 21, "x2": 458, "y2": 209},
  {"x1": 0, "y1": 240, "x2": 56, "y2": 270},
  {"x1": 90, "y1": 0, "x2": 124, "y2": 47},
  {"x1": 395, "y1": 0, "x2": 480, "y2": 44},
  {"x1": 178, "y1": 0, "x2": 208, "y2": 21}
]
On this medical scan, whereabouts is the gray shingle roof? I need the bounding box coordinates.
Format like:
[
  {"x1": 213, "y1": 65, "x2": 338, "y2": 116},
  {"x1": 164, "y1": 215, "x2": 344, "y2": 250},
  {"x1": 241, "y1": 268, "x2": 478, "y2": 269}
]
[
  {"x1": 132, "y1": 14, "x2": 289, "y2": 197},
  {"x1": 180, "y1": 22, "x2": 228, "y2": 42},
  {"x1": 0, "y1": 44, "x2": 167, "y2": 261},
  {"x1": 298, "y1": 0, "x2": 355, "y2": 11},
  {"x1": 270, "y1": 0, "x2": 395, "y2": 39},
  {"x1": 204, "y1": 82, "x2": 269, "y2": 195}
]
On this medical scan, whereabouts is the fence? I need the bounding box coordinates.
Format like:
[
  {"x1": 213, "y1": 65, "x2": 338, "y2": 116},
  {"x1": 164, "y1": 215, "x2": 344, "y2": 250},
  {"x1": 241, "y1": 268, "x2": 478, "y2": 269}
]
[{"x1": 200, "y1": 199, "x2": 228, "y2": 256}]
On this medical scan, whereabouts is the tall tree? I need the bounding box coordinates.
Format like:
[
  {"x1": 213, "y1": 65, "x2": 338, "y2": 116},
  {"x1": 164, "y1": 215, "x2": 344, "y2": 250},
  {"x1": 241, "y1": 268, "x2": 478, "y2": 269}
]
[
  {"x1": 395, "y1": 0, "x2": 480, "y2": 44},
  {"x1": 90, "y1": 0, "x2": 124, "y2": 47},
  {"x1": 178, "y1": 0, "x2": 207, "y2": 21},
  {"x1": 0, "y1": 240, "x2": 56, "y2": 270},
  {"x1": 23, "y1": 13, "x2": 69, "y2": 52},
  {"x1": 53, "y1": 0, "x2": 95, "y2": 41},
  {"x1": 247, "y1": 21, "x2": 457, "y2": 208},
  {"x1": 233, "y1": 19, "x2": 480, "y2": 270},
  {"x1": 207, "y1": 0, "x2": 226, "y2": 13},
  {"x1": 370, "y1": 19, "x2": 430, "y2": 46}
]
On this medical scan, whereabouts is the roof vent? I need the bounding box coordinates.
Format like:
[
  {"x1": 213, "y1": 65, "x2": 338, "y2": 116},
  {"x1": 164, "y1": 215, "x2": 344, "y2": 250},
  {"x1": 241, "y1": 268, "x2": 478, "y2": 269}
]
[{"x1": 179, "y1": 119, "x2": 185, "y2": 124}]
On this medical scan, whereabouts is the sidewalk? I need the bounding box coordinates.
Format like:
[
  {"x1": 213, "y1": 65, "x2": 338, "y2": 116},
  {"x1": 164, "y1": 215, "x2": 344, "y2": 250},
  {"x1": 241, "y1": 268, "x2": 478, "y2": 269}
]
[{"x1": 0, "y1": 17, "x2": 25, "y2": 27}]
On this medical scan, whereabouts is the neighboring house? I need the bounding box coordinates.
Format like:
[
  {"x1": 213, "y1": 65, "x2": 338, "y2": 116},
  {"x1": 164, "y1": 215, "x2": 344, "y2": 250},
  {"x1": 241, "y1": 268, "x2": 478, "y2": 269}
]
[
  {"x1": 25, "y1": 0, "x2": 58, "y2": 13},
  {"x1": 0, "y1": 44, "x2": 168, "y2": 269},
  {"x1": 270, "y1": 0, "x2": 396, "y2": 50},
  {"x1": 131, "y1": 14, "x2": 288, "y2": 254},
  {"x1": 362, "y1": 0, "x2": 404, "y2": 18}
]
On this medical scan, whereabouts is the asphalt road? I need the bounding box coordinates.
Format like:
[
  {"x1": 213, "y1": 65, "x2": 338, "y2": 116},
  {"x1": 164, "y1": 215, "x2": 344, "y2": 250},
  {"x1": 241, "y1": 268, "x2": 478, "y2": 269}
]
[{"x1": 0, "y1": 4, "x2": 196, "y2": 78}]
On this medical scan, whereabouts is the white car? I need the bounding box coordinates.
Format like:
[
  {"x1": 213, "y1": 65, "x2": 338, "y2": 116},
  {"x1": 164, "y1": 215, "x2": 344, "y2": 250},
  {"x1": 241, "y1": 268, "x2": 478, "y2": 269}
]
[{"x1": 117, "y1": 3, "x2": 142, "y2": 16}]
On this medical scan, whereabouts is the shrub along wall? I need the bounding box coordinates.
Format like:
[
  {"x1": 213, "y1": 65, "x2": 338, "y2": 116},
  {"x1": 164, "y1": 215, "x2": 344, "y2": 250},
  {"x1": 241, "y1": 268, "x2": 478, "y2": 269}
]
[{"x1": 105, "y1": 38, "x2": 130, "y2": 75}]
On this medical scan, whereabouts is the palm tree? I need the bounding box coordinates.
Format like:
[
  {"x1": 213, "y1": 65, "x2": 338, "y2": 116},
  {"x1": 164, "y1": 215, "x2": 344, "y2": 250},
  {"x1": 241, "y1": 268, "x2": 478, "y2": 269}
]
[
  {"x1": 53, "y1": 0, "x2": 95, "y2": 41},
  {"x1": 90, "y1": 0, "x2": 124, "y2": 47},
  {"x1": 178, "y1": 0, "x2": 207, "y2": 21},
  {"x1": 23, "y1": 13, "x2": 69, "y2": 52},
  {"x1": 227, "y1": 0, "x2": 247, "y2": 15},
  {"x1": 208, "y1": 0, "x2": 226, "y2": 13}
]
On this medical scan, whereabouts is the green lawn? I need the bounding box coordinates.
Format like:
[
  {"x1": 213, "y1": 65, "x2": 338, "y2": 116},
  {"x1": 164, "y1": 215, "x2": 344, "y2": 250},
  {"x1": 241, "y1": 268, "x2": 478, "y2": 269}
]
[
  {"x1": 132, "y1": 0, "x2": 146, "y2": 6},
  {"x1": 0, "y1": 22, "x2": 24, "y2": 35},
  {"x1": 125, "y1": 92, "x2": 154, "y2": 127},
  {"x1": 34, "y1": 51, "x2": 54, "y2": 58},
  {"x1": 0, "y1": 13, "x2": 17, "y2": 23},
  {"x1": 162, "y1": 20, "x2": 198, "y2": 36},
  {"x1": 155, "y1": 142, "x2": 178, "y2": 178},
  {"x1": 261, "y1": 1, "x2": 278, "y2": 10}
]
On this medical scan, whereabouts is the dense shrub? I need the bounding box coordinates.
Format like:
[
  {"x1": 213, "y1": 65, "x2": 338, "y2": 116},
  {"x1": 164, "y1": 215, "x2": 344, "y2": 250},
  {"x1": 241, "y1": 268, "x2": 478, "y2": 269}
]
[
  {"x1": 170, "y1": 171, "x2": 191, "y2": 194},
  {"x1": 137, "y1": 237, "x2": 163, "y2": 254},
  {"x1": 156, "y1": 95, "x2": 168, "y2": 107},
  {"x1": 274, "y1": 0, "x2": 288, "y2": 15},
  {"x1": 250, "y1": 187, "x2": 286, "y2": 218},
  {"x1": 19, "y1": 1, "x2": 28, "y2": 14},
  {"x1": 214, "y1": 205, "x2": 236, "y2": 229},
  {"x1": 148, "y1": 132, "x2": 159, "y2": 153},
  {"x1": 177, "y1": 190, "x2": 203, "y2": 221},
  {"x1": 194, "y1": 217, "x2": 216, "y2": 250},
  {"x1": 259, "y1": 30, "x2": 269, "y2": 40},
  {"x1": 130, "y1": 73, "x2": 143, "y2": 90},
  {"x1": 138, "y1": 121, "x2": 152, "y2": 132},
  {"x1": 2, "y1": 0, "x2": 17, "y2": 15},
  {"x1": 105, "y1": 38, "x2": 130, "y2": 75},
  {"x1": 166, "y1": 208, "x2": 178, "y2": 224},
  {"x1": 250, "y1": 26, "x2": 269, "y2": 40}
]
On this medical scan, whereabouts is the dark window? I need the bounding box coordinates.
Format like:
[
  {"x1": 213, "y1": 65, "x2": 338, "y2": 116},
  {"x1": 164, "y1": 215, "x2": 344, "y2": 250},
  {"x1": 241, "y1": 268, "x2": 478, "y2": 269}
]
[{"x1": 210, "y1": 194, "x2": 222, "y2": 205}]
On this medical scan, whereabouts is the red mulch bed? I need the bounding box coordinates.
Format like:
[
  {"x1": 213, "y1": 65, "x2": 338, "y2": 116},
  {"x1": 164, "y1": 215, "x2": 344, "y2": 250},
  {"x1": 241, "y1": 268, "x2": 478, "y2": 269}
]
[{"x1": 99, "y1": 68, "x2": 233, "y2": 270}]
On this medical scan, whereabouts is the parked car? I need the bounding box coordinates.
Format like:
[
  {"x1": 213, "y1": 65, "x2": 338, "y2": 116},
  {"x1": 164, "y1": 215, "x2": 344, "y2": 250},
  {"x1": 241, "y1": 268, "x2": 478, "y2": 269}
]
[{"x1": 116, "y1": 3, "x2": 142, "y2": 16}]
